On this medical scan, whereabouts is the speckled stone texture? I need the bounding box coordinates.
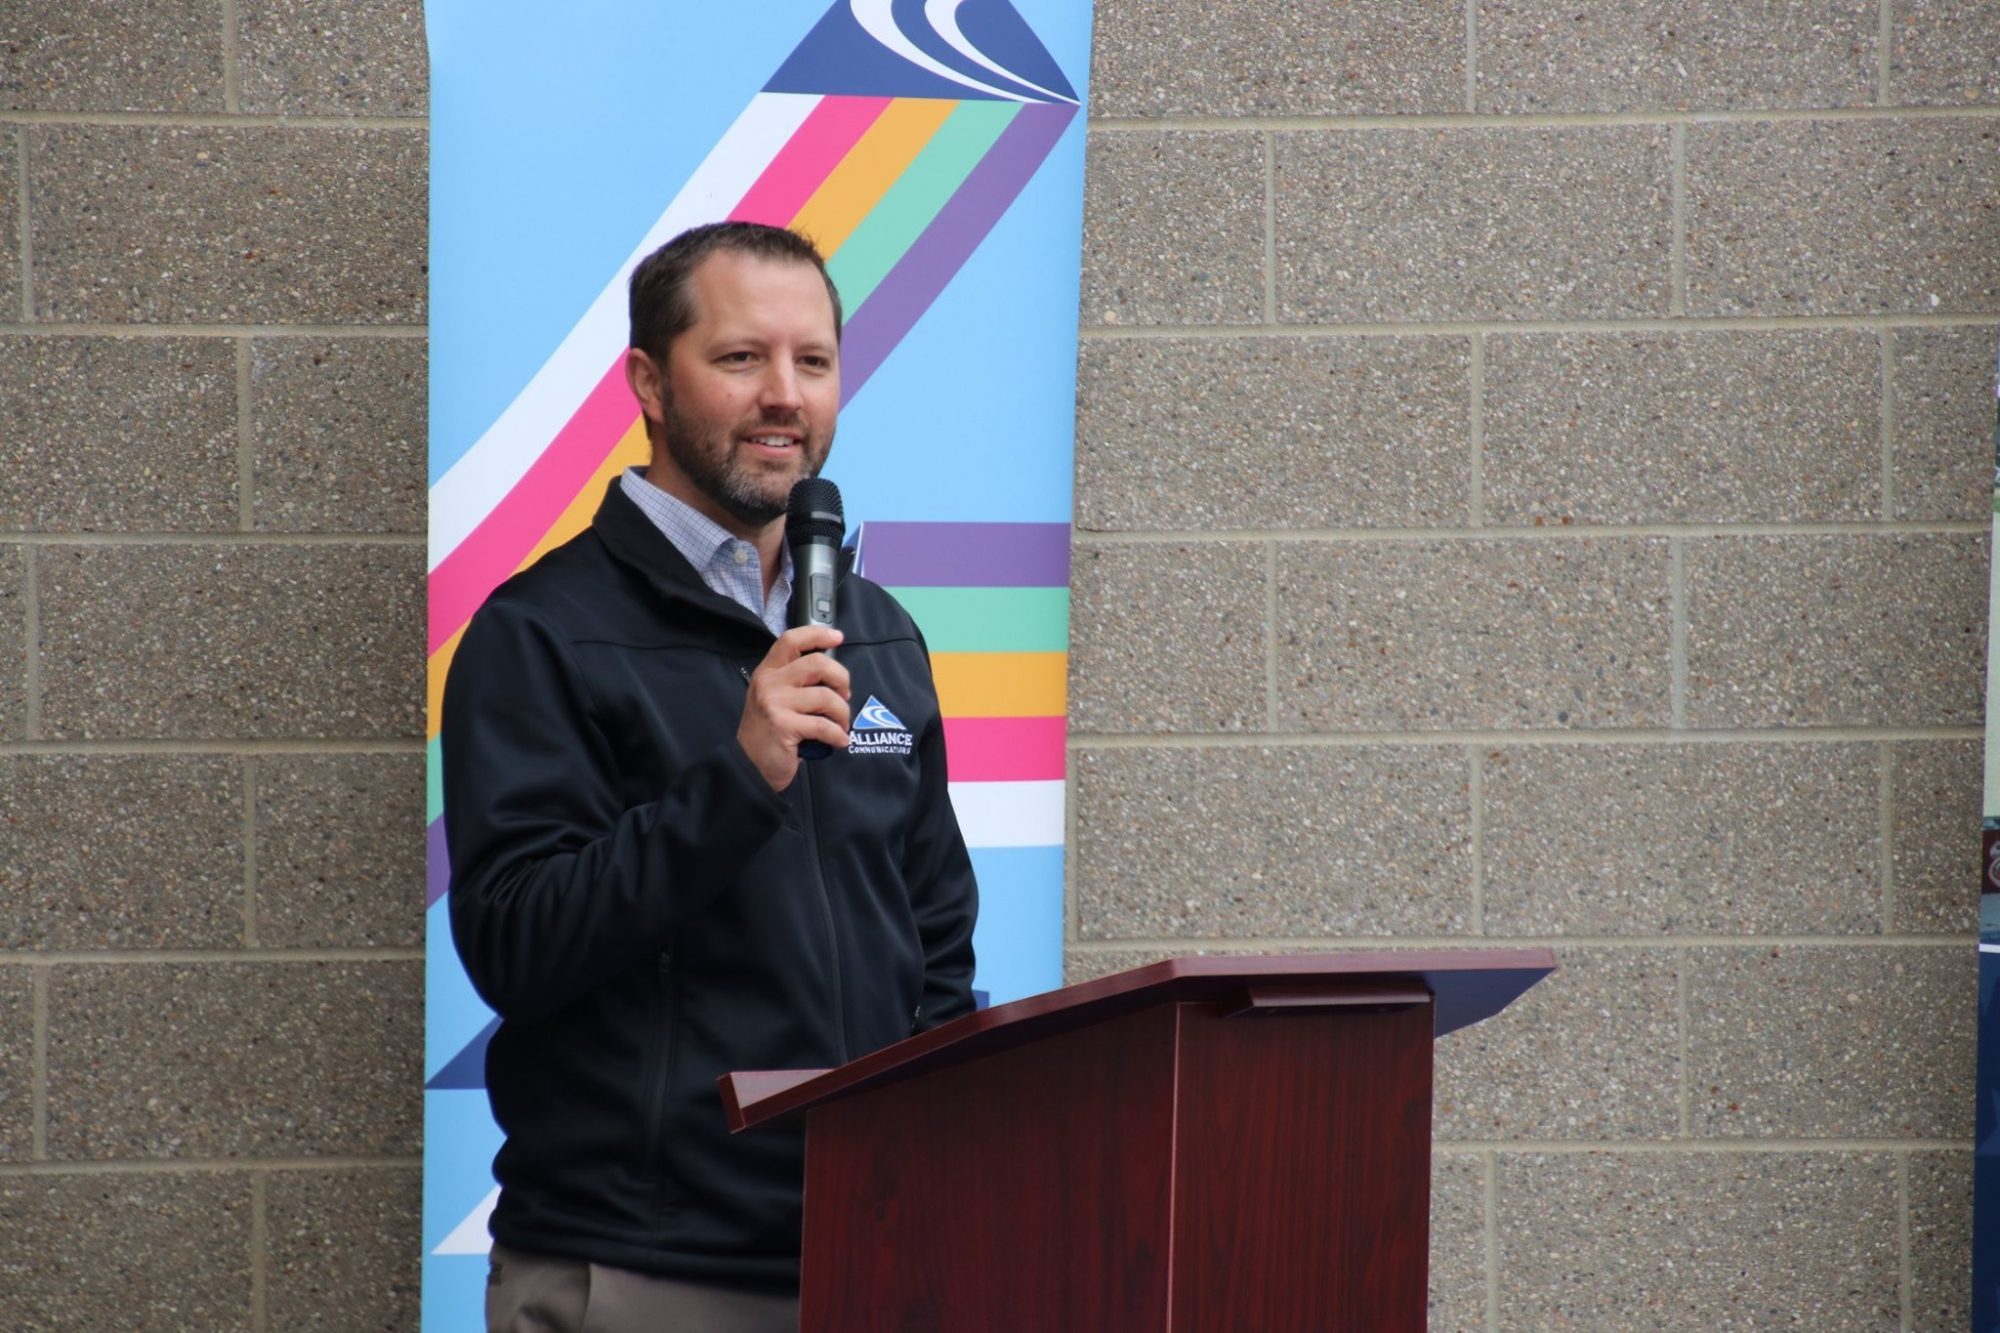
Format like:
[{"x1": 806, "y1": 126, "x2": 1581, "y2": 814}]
[
  {"x1": 1428, "y1": 1154, "x2": 1486, "y2": 1333},
  {"x1": 1067, "y1": 541, "x2": 1265, "y2": 734},
  {"x1": 1496, "y1": 1152, "x2": 1900, "y2": 1330},
  {"x1": 1063, "y1": 946, "x2": 1189, "y2": 985},
  {"x1": 0, "y1": 1173, "x2": 253, "y2": 1330},
  {"x1": 0, "y1": 755, "x2": 244, "y2": 950},
  {"x1": 1481, "y1": 743, "x2": 1880, "y2": 936},
  {"x1": 1687, "y1": 945, "x2": 1974, "y2": 1138},
  {"x1": 1089, "y1": 0, "x2": 1463, "y2": 117},
  {"x1": 1079, "y1": 132, "x2": 1264, "y2": 327},
  {"x1": 1892, "y1": 324, "x2": 2000, "y2": 522},
  {"x1": 1475, "y1": 0, "x2": 1876, "y2": 112},
  {"x1": 0, "y1": 128, "x2": 18, "y2": 319},
  {"x1": 1275, "y1": 538, "x2": 1672, "y2": 732},
  {"x1": 250, "y1": 338, "x2": 426, "y2": 533},
  {"x1": 36, "y1": 542, "x2": 424, "y2": 740},
  {"x1": 1434, "y1": 948, "x2": 1678, "y2": 1141},
  {"x1": 1909, "y1": 1150, "x2": 1974, "y2": 1332},
  {"x1": 1483, "y1": 330, "x2": 1881, "y2": 525},
  {"x1": 1072, "y1": 745, "x2": 1472, "y2": 938},
  {"x1": 239, "y1": 0, "x2": 429, "y2": 116},
  {"x1": 0, "y1": 0, "x2": 225, "y2": 112},
  {"x1": 45, "y1": 960, "x2": 420, "y2": 1159},
  {"x1": 255, "y1": 754, "x2": 424, "y2": 948},
  {"x1": 1890, "y1": 0, "x2": 2000, "y2": 106},
  {"x1": 1684, "y1": 533, "x2": 1987, "y2": 728},
  {"x1": 28, "y1": 125, "x2": 427, "y2": 325},
  {"x1": 1891, "y1": 740, "x2": 1982, "y2": 934},
  {"x1": 0, "y1": 337, "x2": 238, "y2": 532},
  {"x1": 1274, "y1": 127, "x2": 1673, "y2": 323},
  {"x1": 265, "y1": 1166, "x2": 422, "y2": 1333},
  {"x1": 0, "y1": 546, "x2": 23, "y2": 742},
  {"x1": 1076, "y1": 336, "x2": 1471, "y2": 530},
  {"x1": 0, "y1": 969, "x2": 32, "y2": 1161},
  {"x1": 1687, "y1": 118, "x2": 2000, "y2": 316}
]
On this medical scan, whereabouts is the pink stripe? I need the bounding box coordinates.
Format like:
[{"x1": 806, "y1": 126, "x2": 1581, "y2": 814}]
[
  {"x1": 730, "y1": 95, "x2": 891, "y2": 226},
  {"x1": 943, "y1": 716, "x2": 1066, "y2": 783},
  {"x1": 427, "y1": 359, "x2": 637, "y2": 653}
]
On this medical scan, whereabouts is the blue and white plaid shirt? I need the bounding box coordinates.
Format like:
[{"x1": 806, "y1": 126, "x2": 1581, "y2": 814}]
[{"x1": 620, "y1": 468, "x2": 792, "y2": 637}]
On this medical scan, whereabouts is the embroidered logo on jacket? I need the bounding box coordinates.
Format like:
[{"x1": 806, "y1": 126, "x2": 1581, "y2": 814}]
[{"x1": 849, "y1": 695, "x2": 914, "y2": 756}]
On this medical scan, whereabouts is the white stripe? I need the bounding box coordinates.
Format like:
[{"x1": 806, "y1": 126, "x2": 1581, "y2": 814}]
[
  {"x1": 427, "y1": 92, "x2": 822, "y2": 571},
  {"x1": 949, "y1": 779, "x2": 1064, "y2": 848},
  {"x1": 432, "y1": 1185, "x2": 499, "y2": 1255},
  {"x1": 851, "y1": 0, "x2": 1029, "y2": 103},
  {"x1": 1981, "y1": 942, "x2": 2000, "y2": 954}
]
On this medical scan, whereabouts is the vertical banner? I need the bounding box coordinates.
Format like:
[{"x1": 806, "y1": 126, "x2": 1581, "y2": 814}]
[
  {"x1": 420, "y1": 2, "x2": 1091, "y2": 1325},
  {"x1": 1980, "y1": 336, "x2": 2000, "y2": 1331}
]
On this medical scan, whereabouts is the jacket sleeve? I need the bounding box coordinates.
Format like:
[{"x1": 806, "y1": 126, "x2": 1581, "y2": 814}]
[
  {"x1": 441, "y1": 597, "x2": 791, "y2": 1021},
  {"x1": 901, "y1": 634, "x2": 979, "y2": 1030}
]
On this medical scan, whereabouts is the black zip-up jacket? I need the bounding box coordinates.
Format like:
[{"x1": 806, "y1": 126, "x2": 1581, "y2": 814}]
[{"x1": 442, "y1": 481, "x2": 978, "y2": 1289}]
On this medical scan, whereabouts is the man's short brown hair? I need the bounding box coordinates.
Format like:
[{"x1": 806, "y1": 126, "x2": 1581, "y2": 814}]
[{"x1": 627, "y1": 222, "x2": 843, "y2": 361}]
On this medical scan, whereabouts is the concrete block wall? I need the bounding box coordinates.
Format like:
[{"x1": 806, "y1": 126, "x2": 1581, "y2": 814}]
[
  {"x1": 1072, "y1": 2, "x2": 1995, "y2": 1330},
  {"x1": 2, "y1": 1, "x2": 427, "y2": 1328},
  {"x1": 0, "y1": 1, "x2": 1991, "y2": 1328}
]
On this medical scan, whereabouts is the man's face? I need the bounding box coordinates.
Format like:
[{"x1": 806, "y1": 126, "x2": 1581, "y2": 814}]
[{"x1": 629, "y1": 251, "x2": 840, "y2": 534}]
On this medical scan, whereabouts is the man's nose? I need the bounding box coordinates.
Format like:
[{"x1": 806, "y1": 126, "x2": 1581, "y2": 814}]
[{"x1": 758, "y1": 360, "x2": 804, "y2": 412}]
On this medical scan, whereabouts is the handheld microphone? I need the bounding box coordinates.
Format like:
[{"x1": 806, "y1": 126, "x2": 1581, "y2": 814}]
[{"x1": 786, "y1": 477, "x2": 843, "y2": 760}]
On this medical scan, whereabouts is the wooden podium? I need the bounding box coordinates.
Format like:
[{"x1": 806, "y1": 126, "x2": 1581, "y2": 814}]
[{"x1": 722, "y1": 949, "x2": 1554, "y2": 1332}]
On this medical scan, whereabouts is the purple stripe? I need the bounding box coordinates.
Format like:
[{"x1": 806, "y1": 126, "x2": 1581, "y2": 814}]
[
  {"x1": 859, "y1": 521, "x2": 1070, "y2": 586},
  {"x1": 839, "y1": 102, "x2": 1076, "y2": 404},
  {"x1": 427, "y1": 817, "x2": 451, "y2": 909}
]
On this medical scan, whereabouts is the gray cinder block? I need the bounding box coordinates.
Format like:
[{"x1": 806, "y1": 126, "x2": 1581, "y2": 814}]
[
  {"x1": 28, "y1": 125, "x2": 426, "y2": 325},
  {"x1": 1483, "y1": 330, "x2": 1882, "y2": 525},
  {"x1": 0, "y1": 754, "x2": 244, "y2": 951},
  {"x1": 1684, "y1": 533, "x2": 1987, "y2": 728},
  {"x1": 1068, "y1": 541, "x2": 1266, "y2": 735},
  {"x1": 250, "y1": 338, "x2": 426, "y2": 534},
  {"x1": 1687, "y1": 118, "x2": 2000, "y2": 316},
  {"x1": 1274, "y1": 538, "x2": 1672, "y2": 731},
  {"x1": 45, "y1": 960, "x2": 421, "y2": 1159},
  {"x1": 1480, "y1": 743, "x2": 1881, "y2": 936},
  {"x1": 255, "y1": 753, "x2": 425, "y2": 949},
  {"x1": 36, "y1": 543, "x2": 424, "y2": 740},
  {"x1": 1275, "y1": 127, "x2": 1673, "y2": 323},
  {"x1": 1077, "y1": 336, "x2": 1470, "y2": 530},
  {"x1": 1081, "y1": 131, "x2": 1265, "y2": 328},
  {"x1": 1071, "y1": 745, "x2": 1472, "y2": 938},
  {"x1": 238, "y1": 0, "x2": 429, "y2": 117},
  {"x1": 0, "y1": 337, "x2": 238, "y2": 532}
]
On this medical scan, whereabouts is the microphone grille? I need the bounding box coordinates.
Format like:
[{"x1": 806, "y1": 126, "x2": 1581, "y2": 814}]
[{"x1": 786, "y1": 477, "x2": 844, "y2": 542}]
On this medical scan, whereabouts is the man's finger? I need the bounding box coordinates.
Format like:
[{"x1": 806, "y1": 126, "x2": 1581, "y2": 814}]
[{"x1": 762, "y1": 625, "x2": 843, "y2": 668}]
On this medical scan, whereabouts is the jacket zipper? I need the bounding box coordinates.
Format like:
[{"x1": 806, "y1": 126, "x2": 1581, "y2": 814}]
[
  {"x1": 643, "y1": 949, "x2": 676, "y2": 1202},
  {"x1": 795, "y1": 736, "x2": 851, "y2": 1064},
  {"x1": 740, "y1": 649, "x2": 849, "y2": 1061}
]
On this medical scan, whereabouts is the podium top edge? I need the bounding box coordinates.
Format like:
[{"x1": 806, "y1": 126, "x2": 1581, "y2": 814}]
[{"x1": 724, "y1": 948, "x2": 1555, "y2": 1130}]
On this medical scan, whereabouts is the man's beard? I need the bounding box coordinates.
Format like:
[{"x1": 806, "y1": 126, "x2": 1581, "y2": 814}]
[{"x1": 659, "y1": 396, "x2": 830, "y2": 527}]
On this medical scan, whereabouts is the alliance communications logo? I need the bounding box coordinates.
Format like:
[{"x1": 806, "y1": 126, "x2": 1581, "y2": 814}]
[{"x1": 849, "y1": 695, "x2": 914, "y2": 756}]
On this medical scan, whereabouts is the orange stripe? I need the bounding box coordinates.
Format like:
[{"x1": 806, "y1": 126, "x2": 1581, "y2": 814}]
[{"x1": 789, "y1": 99, "x2": 958, "y2": 256}]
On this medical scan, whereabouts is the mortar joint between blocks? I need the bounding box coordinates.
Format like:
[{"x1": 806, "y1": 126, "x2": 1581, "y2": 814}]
[{"x1": 29, "y1": 968, "x2": 48, "y2": 1160}]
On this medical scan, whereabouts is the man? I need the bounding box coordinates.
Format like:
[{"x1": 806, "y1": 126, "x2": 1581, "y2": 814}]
[{"x1": 442, "y1": 221, "x2": 978, "y2": 1332}]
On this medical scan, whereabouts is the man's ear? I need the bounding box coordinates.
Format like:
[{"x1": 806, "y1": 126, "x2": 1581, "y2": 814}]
[{"x1": 624, "y1": 346, "x2": 665, "y2": 424}]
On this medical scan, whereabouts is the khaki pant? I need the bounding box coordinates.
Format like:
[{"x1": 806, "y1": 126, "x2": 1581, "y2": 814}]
[{"x1": 486, "y1": 1243, "x2": 800, "y2": 1333}]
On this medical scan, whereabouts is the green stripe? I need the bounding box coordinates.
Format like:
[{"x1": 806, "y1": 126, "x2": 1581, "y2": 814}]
[
  {"x1": 427, "y1": 736, "x2": 443, "y2": 826},
  {"x1": 828, "y1": 101, "x2": 1019, "y2": 309},
  {"x1": 886, "y1": 586, "x2": 1069, "y2": 653}
]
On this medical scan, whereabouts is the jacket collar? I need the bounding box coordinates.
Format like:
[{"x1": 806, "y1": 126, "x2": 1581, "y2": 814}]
[{"x1": 587, "y1": 478, "x2": 854, "y2": 632}]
